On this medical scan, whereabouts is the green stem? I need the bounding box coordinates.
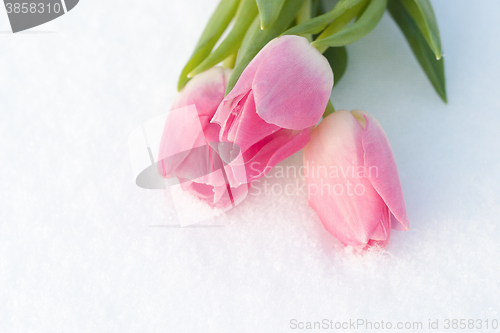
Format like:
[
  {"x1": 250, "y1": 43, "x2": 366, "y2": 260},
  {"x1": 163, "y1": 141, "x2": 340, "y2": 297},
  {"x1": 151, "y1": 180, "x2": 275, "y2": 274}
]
[
  {"x1": 222, "y1": 53, "x2": 237, "y2": 69},
  {"x1": 297, "y1": 0, "x2": 313, "y2": 42}
]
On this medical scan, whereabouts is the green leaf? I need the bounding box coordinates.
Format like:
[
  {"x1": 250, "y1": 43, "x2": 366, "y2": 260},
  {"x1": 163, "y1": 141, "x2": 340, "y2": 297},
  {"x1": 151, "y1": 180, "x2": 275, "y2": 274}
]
[
  {"x1": 177, "y1": 0, "x2": 240, "y2": 91},
  {"x1": 400, "y1": 0, "x2": 442, "y2": 59},
  {"x1": 239, "y1": 16, "x2": 261, "y2": 59},
  {"x1": 313, "y1": 0, "x2": 369, "y2": 53},
  {"x1": 323, "y1": 100, "x2": 336, "y2": 117},
  {"x1": 282, "y1": 0, "x2": 365, "y2": 36},
  {"x1": 188, "y1": 0, "x2": 258, "y2": 78},
  {"x1": 226, "y1": 0, "x2": 306, "y2": 95},
  {"x1": 256, "y1": 0, "x2": 286, "y2": 30},
  {"x1": 323, "y1": 46, "x2": 348, "y2": 86},
  {"x1": 388, "y1": 0, "x2": 447, "y2": 102},
  {"x1": 311, "y1": 0, "x2": 387, "y2": 49}
]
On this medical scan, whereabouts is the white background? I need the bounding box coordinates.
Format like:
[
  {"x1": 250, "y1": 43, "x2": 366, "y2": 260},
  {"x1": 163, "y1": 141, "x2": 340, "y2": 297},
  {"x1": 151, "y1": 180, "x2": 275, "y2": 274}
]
[{"x1": 1, "y1": 1, "x2": 499, "y2": 332}]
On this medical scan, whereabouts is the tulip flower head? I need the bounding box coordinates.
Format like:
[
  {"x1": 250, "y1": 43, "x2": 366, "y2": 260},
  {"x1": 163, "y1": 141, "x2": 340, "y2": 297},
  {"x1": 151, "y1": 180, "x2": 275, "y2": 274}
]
[
  {"x1": 212, "y1": 35, "x2": 334, "y2": 184},
  {"x1": 303, "y1": 110, "x2": 409, "y2": 250}
]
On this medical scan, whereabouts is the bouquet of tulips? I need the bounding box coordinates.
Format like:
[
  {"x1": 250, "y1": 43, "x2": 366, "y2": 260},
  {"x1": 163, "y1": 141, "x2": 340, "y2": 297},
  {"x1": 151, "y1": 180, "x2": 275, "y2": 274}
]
[{"x1": 157, "y1": 0, "x2": 446, "y2": 251}]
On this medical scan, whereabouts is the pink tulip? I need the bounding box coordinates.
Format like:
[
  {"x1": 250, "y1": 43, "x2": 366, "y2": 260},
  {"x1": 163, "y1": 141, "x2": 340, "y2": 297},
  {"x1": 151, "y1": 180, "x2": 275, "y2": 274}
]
[
  {"x1": 158, "y1": 67, "x2": 248, "y2": 210},
  {"x1": 212, "y1": 35, "x2": 333, "y2": 183},
  {"x1": 303, "y1": 110, "x2": 410, "y2": 250}
]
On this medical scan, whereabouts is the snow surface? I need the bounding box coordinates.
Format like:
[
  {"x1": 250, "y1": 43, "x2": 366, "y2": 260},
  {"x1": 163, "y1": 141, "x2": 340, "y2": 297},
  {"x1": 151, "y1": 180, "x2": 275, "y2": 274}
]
[{"x1": 1, "y1": 0, "x2": 499, "y2": 332}]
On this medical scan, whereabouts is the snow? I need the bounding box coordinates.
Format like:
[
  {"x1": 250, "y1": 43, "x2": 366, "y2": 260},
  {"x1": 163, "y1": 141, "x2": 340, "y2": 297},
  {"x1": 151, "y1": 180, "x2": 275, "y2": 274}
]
[{"x1": 1, "y1": 0, "x2": 499, "y2": 332}]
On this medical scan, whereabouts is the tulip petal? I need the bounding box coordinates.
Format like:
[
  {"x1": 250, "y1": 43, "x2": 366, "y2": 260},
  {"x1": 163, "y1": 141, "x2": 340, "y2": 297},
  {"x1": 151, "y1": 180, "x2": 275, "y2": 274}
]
[
  {"x1": 158, "y1": 105, "x2": 207, "y2": 177},
  {"x1": 212, "y1": 37, "x2": 278, "y2": 130},
  {"x1": 215, "y1": 92, "x2": 251, "y2": 142},
  {"x1": 172, "y1": 67, "x2": 231, "y2": 122},
  {"x1": 187, "y1": 182, "x2": 232, "y2": 210},
  {"x1": 367, "y1": 205, "x2": 391, "y2": 249},
  {"x1": 354, "y1": 110, "x2": 410, "y2": 231},
  {"x1": 159, "y1": 68, "x2": 229, "y2": 179},
  {"x1": 226, "y1": 91, "x2": 281, "y2": 152},
  {"x1": 252, "y1": 35, "x2": 333, "y2": 130},
  {"x1": 242, "y1": 127, "x2": 311, "y2": 182},
  {"x1": 304, "y1": 110, "x2": 386, "y2": 248}
]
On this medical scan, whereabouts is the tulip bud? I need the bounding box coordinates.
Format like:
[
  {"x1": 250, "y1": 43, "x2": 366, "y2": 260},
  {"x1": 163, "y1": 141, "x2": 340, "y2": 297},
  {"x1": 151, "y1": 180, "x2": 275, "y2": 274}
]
[
  {"x1": 303, "y1": 110, "x2": 410, "y2": 250},
  {"x1": 212, "y1": 35, "x2": 334, "y2": 183},
  {"x1": 158, "y1": 67, "x2": 248, "y2": 210}
]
